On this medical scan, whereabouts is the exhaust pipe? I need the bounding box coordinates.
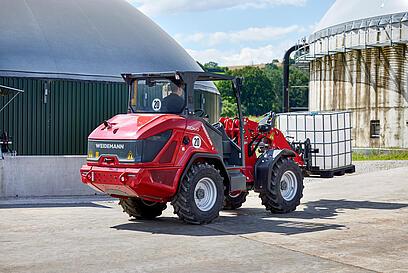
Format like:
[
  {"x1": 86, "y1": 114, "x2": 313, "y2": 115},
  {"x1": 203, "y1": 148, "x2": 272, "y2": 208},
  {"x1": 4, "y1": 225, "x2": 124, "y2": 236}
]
[{"x1": 283, "y1": 44, "x2": 307, "y2": 112}]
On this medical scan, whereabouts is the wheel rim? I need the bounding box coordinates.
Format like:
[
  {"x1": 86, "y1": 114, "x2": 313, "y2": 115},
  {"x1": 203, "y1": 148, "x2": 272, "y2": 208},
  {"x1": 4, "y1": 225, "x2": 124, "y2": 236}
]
[
  {"x1": 194, "y1": 177, "x2": 217, "y2": 212},
  {"x1": 280, "y1": 170, "x2": 298, "y2": 201}
]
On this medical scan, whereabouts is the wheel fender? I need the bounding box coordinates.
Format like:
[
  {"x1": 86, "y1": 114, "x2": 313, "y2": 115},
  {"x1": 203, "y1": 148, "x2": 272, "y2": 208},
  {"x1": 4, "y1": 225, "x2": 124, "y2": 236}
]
[
  {"x1": 254, "y1": 149, "x2": 295, "y2": 193},
  {"x1": 178, "y1": 153, "x2": 230, "y2": 191}
]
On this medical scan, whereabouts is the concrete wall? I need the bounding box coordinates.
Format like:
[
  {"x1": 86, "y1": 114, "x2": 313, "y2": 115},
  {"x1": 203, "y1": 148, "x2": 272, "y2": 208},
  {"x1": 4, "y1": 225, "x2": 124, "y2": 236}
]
[
  {"x1": 0, "y1": 156, "x2": 98, "y2": 198},
  {"x1": 309, "y1": 44, "x2": 408, "y2": 148}
]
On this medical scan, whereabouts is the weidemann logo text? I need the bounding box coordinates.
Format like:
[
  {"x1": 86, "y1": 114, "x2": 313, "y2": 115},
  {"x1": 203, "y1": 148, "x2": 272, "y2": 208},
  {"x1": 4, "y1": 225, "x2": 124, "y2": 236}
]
[{"x1": 95, "y1": 143, "x2": 125, "y2": 149}]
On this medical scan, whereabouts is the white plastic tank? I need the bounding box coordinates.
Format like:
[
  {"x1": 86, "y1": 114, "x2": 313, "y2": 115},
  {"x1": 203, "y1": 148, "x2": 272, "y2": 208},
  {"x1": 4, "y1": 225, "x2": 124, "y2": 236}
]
[{"x1": 277, "y1": 111, "x2": 353, "y2": 171}]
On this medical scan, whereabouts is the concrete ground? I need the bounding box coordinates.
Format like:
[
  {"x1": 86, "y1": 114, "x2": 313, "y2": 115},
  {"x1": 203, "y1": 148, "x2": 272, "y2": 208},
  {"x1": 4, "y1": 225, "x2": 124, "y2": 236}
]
[{"x1": 1, "y1": 164, "x2": 408, "y2": 273}]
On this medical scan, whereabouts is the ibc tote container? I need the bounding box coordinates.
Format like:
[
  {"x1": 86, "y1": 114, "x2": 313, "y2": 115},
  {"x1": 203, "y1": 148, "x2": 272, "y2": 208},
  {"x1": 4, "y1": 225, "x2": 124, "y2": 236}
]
[{"x1": 277, "y1": 111, "x2": 354, "y2": 175}]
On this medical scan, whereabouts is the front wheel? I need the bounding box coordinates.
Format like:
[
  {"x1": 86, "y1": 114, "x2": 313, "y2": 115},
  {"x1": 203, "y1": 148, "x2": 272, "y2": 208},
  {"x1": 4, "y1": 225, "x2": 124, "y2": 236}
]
[
  {"x1": 119, "y1": 197, "x2": 167, "y2": 220},
  {"x1": 259, "y1": 157, "x2": 303, "y2": 213},
  {"x1": 171, "y1": 163, "x2": 224, "y2": 224}
]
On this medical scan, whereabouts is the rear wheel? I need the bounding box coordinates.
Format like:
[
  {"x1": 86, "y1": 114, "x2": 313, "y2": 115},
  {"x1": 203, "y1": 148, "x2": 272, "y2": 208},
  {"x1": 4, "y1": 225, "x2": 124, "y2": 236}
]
[
  {"x1": 172, "y1": 163, "x2": 224, "y2": 224},
  {"x1": 119, "y1": 197, "x2": 167, "y2": 220},
  {"x1": 223, "y1": 191, "x2": 248, "y2": 210},
  {"x1": 259, "y1": 157, "x2": 303, "y2": 213}
]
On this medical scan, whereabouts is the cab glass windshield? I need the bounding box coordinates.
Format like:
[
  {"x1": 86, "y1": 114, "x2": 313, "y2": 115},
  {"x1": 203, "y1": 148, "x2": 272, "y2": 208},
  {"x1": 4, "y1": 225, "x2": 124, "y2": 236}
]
[{"x1": 130, "y1": 79, "x2": 186, "y2": 114}]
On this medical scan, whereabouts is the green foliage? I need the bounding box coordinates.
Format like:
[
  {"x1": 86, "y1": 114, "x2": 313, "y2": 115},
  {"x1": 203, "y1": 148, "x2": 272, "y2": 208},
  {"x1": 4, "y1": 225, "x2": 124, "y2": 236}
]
[
  {"x1": 264, "y1": 64, "x2": 283, "y2": 111},
  {"x1": 203, "y1": 60, "x2": 309, "y2": 117},
  {"x1": 216, "y1": 80, "x2": 236, "y2": 117},
  {"x1": 216, "y1": 67, "x2": 280, "y2": 116},
  {"x1": 202, "y1": 62, "x2": 227, "y2": 73},
  {"x1": 288, "y1": 67, "x2": 309, "y2": 110},
  {"x1": 353, "y1": 151, "x2": 408, "y2": 161},
  {"x1": 220, "y1": 98, "x2": 238, "y2": 117}
]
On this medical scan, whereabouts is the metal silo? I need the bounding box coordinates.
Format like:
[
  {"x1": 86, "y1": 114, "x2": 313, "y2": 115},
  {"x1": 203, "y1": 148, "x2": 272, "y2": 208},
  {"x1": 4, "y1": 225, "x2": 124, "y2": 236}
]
[
  {"x1": 0, "y1": 0, "x2": 220, "y2": 155},
  {"x1": 297, "y1": 0, "x2": 408, "y2": 148}
]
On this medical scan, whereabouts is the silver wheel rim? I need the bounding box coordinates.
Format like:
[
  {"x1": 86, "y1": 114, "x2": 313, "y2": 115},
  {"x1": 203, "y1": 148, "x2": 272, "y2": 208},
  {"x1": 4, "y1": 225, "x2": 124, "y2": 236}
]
[
  {"x1": 194, "y1": 177, "x2": 217, "y2": 212},
  {"x1": 280, "y1": 170, "x2": 298, "y2": 201}
]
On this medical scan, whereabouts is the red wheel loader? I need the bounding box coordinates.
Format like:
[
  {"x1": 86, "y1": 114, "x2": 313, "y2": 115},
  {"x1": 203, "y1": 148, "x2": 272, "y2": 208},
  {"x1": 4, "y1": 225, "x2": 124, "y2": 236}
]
[{"x1": 80, "y1": 71, "x2": 312, "y2": 224}]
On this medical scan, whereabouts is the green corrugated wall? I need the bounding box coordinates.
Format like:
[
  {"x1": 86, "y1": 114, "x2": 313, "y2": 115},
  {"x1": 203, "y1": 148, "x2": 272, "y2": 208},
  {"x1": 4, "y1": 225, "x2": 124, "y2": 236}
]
[
  {"x1": 0, "y1": 77, "x2": 221, "y2": 155},
  {"x1": 0, "y1": 77, "x2": 128, "y2": 155}
]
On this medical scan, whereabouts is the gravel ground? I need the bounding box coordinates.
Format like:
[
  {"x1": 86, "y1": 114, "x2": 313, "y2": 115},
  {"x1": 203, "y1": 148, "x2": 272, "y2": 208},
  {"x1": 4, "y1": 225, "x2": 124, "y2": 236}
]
[
  {"x1": 353, "y1": 160, "x2": 408, "y2": 175},
  {"x1": 303, "y1": 160, "x2": 408, "y2": 183}
]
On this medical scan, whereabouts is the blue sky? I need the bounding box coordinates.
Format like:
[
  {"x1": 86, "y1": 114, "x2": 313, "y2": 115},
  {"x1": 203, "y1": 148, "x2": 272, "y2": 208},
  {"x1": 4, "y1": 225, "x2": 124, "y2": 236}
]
[{"x1": 127, "y1": 0, "x2": 335, "y2": 66}]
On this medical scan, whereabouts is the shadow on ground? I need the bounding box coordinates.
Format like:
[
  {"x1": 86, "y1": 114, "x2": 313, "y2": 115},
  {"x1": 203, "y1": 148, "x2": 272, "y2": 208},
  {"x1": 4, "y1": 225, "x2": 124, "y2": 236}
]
[
  {"x1": 272, "y1": 199, "x2": 408, "y2": 220},
  {"x1": 111, "y1": 199, "x2": 408, "y2": 237}
]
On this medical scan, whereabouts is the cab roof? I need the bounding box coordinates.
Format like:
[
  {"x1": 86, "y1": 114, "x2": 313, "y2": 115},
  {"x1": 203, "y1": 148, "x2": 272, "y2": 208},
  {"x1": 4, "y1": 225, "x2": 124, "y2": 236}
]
[{"x1": 121, "y1": 71, "x2": 236, "y2": 83}]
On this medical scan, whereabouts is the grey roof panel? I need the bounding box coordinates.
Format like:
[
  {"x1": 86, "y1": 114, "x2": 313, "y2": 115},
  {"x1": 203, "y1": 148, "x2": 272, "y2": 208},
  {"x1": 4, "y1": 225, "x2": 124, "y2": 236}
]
[
  {"x1": 314, "y1": 0, "x2": 408, "y2": 32},
  {"x1": 309, "y1": 0, "x2": 408, "y2": 42},
  {"x1": 0, "y1": 0, "x2": 218, "y2": 93}
]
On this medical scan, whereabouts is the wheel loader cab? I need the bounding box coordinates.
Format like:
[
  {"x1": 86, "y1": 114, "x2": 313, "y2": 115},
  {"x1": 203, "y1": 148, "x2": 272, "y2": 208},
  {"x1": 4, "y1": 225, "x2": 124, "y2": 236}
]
[{"x1": 125, "y1": 76, "x2": 186, "y2": 114}]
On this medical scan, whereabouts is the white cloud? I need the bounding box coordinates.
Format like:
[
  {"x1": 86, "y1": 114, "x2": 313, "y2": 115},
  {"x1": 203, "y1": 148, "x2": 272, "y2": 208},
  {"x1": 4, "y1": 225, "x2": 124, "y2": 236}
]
[
  {"x1": 175, "y1": 25, "x2": 304, "y2": 46},
  {"x1": 127, "y1": 0, "x2": 306, "y2": 16},
  {"x1": 186, "y1": 43, "x2": 293, "y2": 66}
]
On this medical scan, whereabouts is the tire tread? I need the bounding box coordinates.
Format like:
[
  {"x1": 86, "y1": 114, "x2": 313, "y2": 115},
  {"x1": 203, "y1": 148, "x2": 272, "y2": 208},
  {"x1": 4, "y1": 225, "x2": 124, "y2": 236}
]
[
  {"x1": 119, "y1": 198, "x2": 166, "y2": 220},
  {"x1": 259, "y1": 157, "x2": 304, "y2": 213},
  {"x1": 171, "y1": 162, "x2": 224, "y2": 224}
]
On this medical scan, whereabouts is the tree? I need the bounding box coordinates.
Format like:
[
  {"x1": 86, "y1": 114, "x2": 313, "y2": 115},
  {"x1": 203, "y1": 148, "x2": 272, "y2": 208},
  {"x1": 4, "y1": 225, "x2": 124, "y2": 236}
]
[
  {"x1": 288, "y1": 67, "x2": 309, "y2": 110},
  {"x1": 215, "y1": 78, "x2": 236, "y2": 117},
  {"x1": 264, "y1": 63, "x2": 309, "y2": 112},
  {"x1": 202, "y1": 62, "x2": 227, "y2": 73},
  {"x1": 264, "y1": 64, "x2": 283, "y2": 112},
  {"x1": 216, "y1": 66, "x2": 278, "y2": 116},
  {"x1": 220, "y1": 98, "x2": 238, "y2": 117},
  {"x1": 205, "y1": 60, "x2": 309, "y2": 117}
]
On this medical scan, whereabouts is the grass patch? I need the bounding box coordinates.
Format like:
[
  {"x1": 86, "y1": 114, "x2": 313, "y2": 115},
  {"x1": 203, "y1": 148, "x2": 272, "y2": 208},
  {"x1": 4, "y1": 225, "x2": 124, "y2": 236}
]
[{"x1": 353, "y1": 151, "x2": 408, "y2": 161}]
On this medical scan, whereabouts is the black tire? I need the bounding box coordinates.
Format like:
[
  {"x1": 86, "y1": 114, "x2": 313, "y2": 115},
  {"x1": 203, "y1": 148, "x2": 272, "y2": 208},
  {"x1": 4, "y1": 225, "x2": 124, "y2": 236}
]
[
  {"x1": 259, "y1": 157, "x2": 303, "y2": 213},
  {"x1": 119, "y1": 197, "x2": 167, "y2": 220},
  {"x1": 171, "y1": 163, "x2": 224, "y2": 224},
  {"x1": 223, "y1": 191, "x2": 248, "y2": 210}
]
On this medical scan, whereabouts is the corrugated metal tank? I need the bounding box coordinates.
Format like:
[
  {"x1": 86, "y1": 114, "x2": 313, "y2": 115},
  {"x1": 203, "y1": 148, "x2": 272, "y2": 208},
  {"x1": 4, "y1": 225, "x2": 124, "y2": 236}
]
[
  {"x1": 0, "y1": 0, "x2": 221, "y2": 155},
  {"x1": 309, "y1": 46, "x2": 408, "y2": 148},
  {"x1": 308, "y1": 0, "x2": 408, "y2": 148}
]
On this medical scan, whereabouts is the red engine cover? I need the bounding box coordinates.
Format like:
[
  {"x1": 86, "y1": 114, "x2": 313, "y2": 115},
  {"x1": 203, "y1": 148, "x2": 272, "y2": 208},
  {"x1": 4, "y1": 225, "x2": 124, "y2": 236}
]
[{"x1": 81, "y1": 113, "x2": 219, "y2": 202}]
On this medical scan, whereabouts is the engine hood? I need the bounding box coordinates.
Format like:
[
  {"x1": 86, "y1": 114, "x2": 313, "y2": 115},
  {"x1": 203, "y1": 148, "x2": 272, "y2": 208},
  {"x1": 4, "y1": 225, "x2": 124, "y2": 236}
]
[{"x1": 88, "y1": 113, "x2": 186, "y2": 140}]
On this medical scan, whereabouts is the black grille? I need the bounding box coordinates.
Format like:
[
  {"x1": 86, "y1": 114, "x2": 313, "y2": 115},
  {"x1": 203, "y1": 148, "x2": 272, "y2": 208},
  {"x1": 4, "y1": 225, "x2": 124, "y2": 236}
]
[{"x1": 87, "y1": 140, "x2": 142, "y2": 163}]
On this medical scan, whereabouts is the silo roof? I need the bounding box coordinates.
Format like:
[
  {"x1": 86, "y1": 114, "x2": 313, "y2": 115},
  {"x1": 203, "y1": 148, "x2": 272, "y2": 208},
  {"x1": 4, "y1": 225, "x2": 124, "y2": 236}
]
[
  {"x1": 0, "y1": 0, "x2": 218, "y2": 93},
  {"x1": 310, "y1": 0, "x2": 408, "y2": 42}
]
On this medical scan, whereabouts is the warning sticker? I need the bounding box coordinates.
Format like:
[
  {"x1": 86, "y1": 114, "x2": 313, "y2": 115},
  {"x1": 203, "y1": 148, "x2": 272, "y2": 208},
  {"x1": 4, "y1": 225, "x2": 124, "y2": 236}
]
[
  {"x1": 192, "y1": 136, "x2": 201, "y2": 148},
  {"x1": 152, "y1": 98, "x2": 161, "y2": 111}
]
